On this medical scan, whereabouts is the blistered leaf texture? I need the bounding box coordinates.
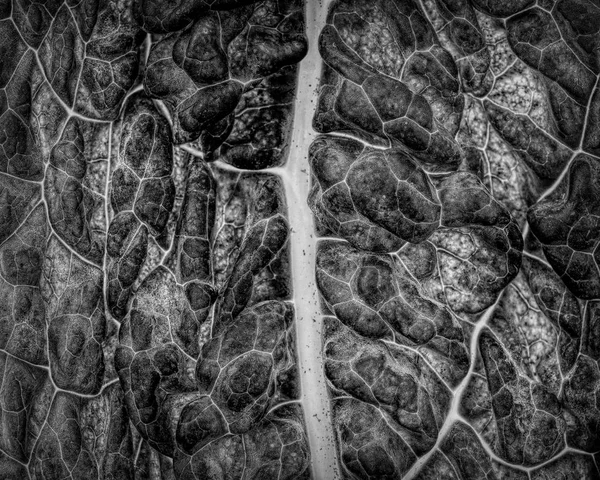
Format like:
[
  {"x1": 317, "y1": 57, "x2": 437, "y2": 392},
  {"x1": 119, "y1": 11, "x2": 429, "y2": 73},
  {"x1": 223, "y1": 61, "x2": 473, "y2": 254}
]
[
  {"x1": 2, "y1": 0, "x2": 600, "y2": 478},
  {"x1": 312, "y1": 0, "x2": 600, "y2": 477}
]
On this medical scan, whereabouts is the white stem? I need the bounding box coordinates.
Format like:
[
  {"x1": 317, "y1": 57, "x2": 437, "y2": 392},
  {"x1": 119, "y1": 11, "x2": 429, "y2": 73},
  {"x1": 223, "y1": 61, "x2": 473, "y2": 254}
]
[{"x1": 281, "y1": 1, "x2": 340, "y2": 478}]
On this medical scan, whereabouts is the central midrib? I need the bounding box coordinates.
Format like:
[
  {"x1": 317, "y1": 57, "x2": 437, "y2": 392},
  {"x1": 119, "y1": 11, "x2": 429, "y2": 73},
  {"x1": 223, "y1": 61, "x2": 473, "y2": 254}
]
[{"x1": 282, "y1": 1, "x2": 341, "y2": 478}]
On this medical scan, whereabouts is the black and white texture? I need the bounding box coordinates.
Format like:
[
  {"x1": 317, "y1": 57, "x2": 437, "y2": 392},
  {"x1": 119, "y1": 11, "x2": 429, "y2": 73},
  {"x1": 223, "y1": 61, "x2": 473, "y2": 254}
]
[{"x1": 1, "y1": 0, "x2": 600, "y2": 479}]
